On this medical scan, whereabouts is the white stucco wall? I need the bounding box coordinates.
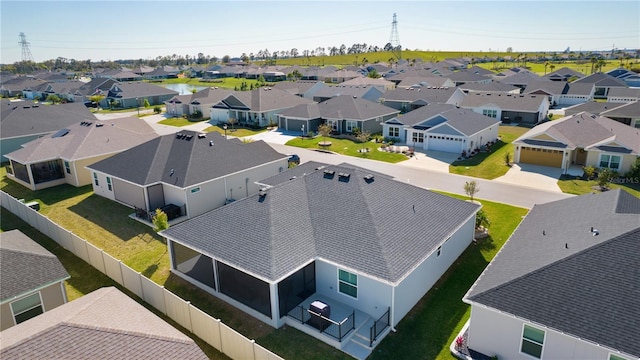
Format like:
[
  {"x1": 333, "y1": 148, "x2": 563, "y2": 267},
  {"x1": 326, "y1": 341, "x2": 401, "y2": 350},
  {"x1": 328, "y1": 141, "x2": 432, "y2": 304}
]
[
  {"x1": 315, "y1": 260, "x2": 393, "y2": 320},
  {"x1": 393, "y1": 216, "x2": 475, "y2": 325},
  {"x1": 90, "y1": 170, "x2": 116, "y2": 201},
  {"x1": 466, "y1": 305, "x2": 632, "y2": 360}
]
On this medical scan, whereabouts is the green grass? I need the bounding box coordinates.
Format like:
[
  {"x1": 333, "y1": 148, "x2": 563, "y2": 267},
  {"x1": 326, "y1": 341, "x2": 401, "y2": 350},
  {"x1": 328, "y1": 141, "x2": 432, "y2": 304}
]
[
  {"x1": 149, "y1": 77, "x2": 264, "y2": 91},
  {"x1": 371, "y1": 195, "x2": 528, "y2": 360},
  {"x1": 286, "y1": 136, "x2": 408, "y2": 163},
  {"x1": 158, "y1": 117, "x2": 208, "y2": 127},
  {"x1": 449, "y1": 126, "x2": 529, "y2": 179},
  {"x1": 1, "y1": 167, "x2": 527, "y2": 359},
  {"x1": 557, "y1": 175, "x2": 640, "y2": 198},
  {"x1": 203, "y1": 125, "x2": 268, "y2": 137}
]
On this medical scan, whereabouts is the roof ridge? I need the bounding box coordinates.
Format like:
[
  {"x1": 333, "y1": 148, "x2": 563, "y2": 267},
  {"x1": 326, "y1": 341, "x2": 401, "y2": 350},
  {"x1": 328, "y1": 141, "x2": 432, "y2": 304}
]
[{"x1": 59, "y1": 323, "x2": 194, "y2": 344}]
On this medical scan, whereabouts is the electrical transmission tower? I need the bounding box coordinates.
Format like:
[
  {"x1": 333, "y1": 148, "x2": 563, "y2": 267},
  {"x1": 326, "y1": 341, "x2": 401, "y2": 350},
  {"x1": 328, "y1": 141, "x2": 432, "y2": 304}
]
[
  {"x1": 388, "y1": 13, "x2": 401, "y2": 61},
  {"x1": 19, "y1": 32, "x2": 34, "y2": 63}
]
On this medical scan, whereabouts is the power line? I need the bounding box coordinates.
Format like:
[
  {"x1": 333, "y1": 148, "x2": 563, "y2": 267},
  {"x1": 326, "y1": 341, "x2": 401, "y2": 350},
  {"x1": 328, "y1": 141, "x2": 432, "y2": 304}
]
[{"x1": 19, "y1": 32, "x2": 34, "y2": 62}]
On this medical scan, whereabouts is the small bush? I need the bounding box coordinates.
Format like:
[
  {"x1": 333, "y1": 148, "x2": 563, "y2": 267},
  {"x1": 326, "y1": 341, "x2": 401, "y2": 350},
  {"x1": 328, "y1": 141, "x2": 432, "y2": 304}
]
[
  {"x1": 583, "y1": 165, "x2": 596, "y2": 180},
  {"x1": 153, "y1": 106, "x2": 162, "y2": 114}
]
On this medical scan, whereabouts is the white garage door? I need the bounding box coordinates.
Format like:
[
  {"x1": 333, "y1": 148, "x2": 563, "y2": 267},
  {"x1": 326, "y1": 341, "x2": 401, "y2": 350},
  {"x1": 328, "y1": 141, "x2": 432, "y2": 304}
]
[{"x1": 427, "y1": 135, "x2": 463, "y2": 153}]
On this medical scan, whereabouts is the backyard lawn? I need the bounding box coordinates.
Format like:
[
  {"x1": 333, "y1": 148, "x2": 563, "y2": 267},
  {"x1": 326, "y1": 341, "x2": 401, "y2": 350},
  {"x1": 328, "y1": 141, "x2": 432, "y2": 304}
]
[
  {"x1": 1, "y1": 167, "x2": 526, "y2": 360},
  {"x1": 203, "y1": 124, "x2": 268, "y2": 137},
  {"x1": 286, "y1": 136, "x2": 409, "y2": 163},
  {"x1": 449, "y1": 125, "x2": 529, "y2": 179}
]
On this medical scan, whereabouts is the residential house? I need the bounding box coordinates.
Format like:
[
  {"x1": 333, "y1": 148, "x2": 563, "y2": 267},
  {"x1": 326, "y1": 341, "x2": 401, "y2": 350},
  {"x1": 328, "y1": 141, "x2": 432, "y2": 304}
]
[
  {"x1": 312, "y1": 85, "x2": 384, "y2": 103},
  {"x1": 513, "y1": 112, "x2": 640, "y2": 173},
  {"x1": 395, "y1": 76, "x2": 456, "y2": 89},
  {"x1": 143, "y1": 66, "x2": 180, "y2": 80},
  {"x1": 300, "y1": 66, "x2": 338, "y2": 81},
  {"x1": 160, "y1": 163, "x2": 480, "y2": 357},
  {"x1": 563, "y1": 101, "x2": 618, "y2": 117},
  {"x1": 94, "y1": 69, "x2": 142, "y2": 82},
  {"x1": 0, "y1": 230, "x2": 70, "y2": 331},
  {"x1": 446, "y1": 70, "x2": 493, "y2": 86},
  {"x1": 0, "y1": 287, "x2": 208, "y2": 359},
  {"x1": 276, "y1": 103, "x2": 322, "y2": 135},
  {"x1": 606, "y1": 67, "x2": 640, "y2": 87},
  {"x1": 458, "y1": 82, "x2": 521, "y2": 95},
  {"x1": 379, "y1": 87, "x2": 466, "y2": 113},
  {"x1": 129, "y1": 65, "x2": 154, "y2": 76},
  {"x1": 165, "y1": 87, "x2": 235, "y2": 118},
  {"x1": 0, "y1": 76, "x2": 48, "y2": 98},
  {"x1": 210, "y1": 87, "x2": 315, "y2": 127},
  {"x1": 382, "y1": 103, "x2": 500, "y2": 154},
  {"x1": 463, "y1": 190, "x2": 640, "y2": 360},
  {"x1": 5, "y1": 116, "x2": 158, "y2": 190},
  {"x1": 460, "y1": 93, "x2": 550, "y2": 124},
  {"x1": 29, "y1": 80, "x2": 86, "y2": 103},
  {"x1": 522, "y1": 81, "x2": 569, "y2": 107},
  {"x1": 74, "y1": 77, "x2": 118, "y2": 105},
  {"x1": 573, "y1": 73, "x2": 628, "y2": 99},
  {"x1": 87, "y1": 131, "x2": 288, "y2": 222},
  {"x1": 272, "y1": 80, "x2": 325, "y2": 99},
  {"x1": 543, "y1": 66, "x2": 585, "y2": 81},
  {"x1": 601, "y1": 101, "x2": 640, "y2": 128},
  {"x1": 0, "y1": 100, "x2": 95, "y2": 161},
  {"x1": 100, "y1": 81, "x2": 178, "y2": 109},
  {"x1": 494, "y1": 71, "x2": 543, "y2": 91},
  {"x1": 322, "y1": 69, "x2": 364, "y2": 83},
  {"x1": 606, "y1": 87, "x2": 640, "y2": 103},
  {"x1": 338, "y1": 77, "x2": 396, "y2": 91}
]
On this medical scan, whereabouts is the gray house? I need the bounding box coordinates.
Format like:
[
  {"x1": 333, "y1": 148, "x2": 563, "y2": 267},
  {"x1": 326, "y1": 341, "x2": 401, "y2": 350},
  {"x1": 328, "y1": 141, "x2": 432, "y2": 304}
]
[
  {"x1": 460, "y1": 93, "x2": 550, "y2": 124},
  {"x1": 379, "y1": 87, "x2": 466, "y2": 113},
  {"x1": 463, "y1": 190, "x2": 640, "y2": 360},
  {"x1": 87, "y1": 131, "x2": 288, "y2": 223},
  {"x1": 101, "y1": 82, "x2": 178, "y2": 109},
  {"x1": 0, "y1": 230, "x2": 70, "y2": 331},
  {"x1": 161, "y1": 163, "x2": 479, "y2": 358},
  {"x1": 0, "y1": 287, "x2": 208, "y2": 359}
]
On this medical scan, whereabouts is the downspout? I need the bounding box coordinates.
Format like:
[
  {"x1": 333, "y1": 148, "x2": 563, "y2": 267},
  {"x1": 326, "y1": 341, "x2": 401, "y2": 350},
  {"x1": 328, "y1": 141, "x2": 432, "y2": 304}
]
[{"x1": 390, "y1": 285, "x2": 397, "y2": 332}]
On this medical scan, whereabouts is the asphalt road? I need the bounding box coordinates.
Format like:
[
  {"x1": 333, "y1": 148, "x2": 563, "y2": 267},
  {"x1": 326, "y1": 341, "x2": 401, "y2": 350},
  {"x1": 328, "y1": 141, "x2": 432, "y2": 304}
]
[{"x1": 268, "y1": 143, "x2": 573, "y2": 209}]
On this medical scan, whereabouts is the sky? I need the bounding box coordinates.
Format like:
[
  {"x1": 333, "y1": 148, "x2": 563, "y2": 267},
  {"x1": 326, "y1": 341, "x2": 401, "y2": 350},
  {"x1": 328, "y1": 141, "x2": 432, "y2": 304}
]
[{"x1": 1, "y1": 0, "x2": 638, "y2": 64}]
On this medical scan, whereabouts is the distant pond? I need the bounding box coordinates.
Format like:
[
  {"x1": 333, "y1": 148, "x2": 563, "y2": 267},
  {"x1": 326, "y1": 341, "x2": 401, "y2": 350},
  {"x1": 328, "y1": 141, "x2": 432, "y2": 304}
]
[{"x1": 162, "y1": 83, "x2": 207, "y2": 95}]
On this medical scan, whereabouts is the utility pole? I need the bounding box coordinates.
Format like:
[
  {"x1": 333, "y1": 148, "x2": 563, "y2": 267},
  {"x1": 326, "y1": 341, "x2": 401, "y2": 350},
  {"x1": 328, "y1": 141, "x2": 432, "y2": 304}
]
[{"x1": 389, "y1": 13, "x2": 402, "y2": 61}]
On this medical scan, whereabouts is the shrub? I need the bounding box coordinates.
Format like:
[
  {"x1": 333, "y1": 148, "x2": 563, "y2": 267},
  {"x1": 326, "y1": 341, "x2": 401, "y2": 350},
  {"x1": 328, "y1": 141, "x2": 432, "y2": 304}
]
[
  {"x1": 153, "y1": 106, "x2": 162, "y2": 114},
  {"x1": 597, "y1": 168, "x2": 615, "y2": 190},
  {"x1": 625, "y1": 157, "x2": 640, "y2": 178},
  {"x1": 152, "y1": 209, "x2": 169, "y2": 232},
  {"x1": 464, "y1": 180, "x2": 480, "y2": 202},
  {"x1": 504, "y1": 152, "x2": 511, "y2": 166},
  {"x1": 583, "y1": 165, "x2": 596, "y2": 180}
]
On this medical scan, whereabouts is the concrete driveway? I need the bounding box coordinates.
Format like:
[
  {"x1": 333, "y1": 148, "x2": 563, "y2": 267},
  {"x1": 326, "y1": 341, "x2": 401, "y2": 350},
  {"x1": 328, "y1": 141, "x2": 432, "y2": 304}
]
[
  {"x1": 399, "y1": 150, "x2": 458, "y2": 173},
  {"x1": 494, "y1": 163, "x2": 563, "y2": 192}
]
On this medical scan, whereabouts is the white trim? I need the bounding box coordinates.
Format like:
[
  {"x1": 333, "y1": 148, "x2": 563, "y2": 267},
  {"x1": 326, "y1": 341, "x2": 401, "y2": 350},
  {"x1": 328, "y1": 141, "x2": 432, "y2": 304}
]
[
  {"x1": 520, "y1": 323, "x2": 546, "y2": 359},
  {"x1": 9, "y1": 291, "x2": 44, "y2": 326}
]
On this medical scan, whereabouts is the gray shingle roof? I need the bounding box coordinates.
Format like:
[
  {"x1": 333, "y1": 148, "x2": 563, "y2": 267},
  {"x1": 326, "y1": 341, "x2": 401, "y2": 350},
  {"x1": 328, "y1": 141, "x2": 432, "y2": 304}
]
[
  {"x1": 381, "y1": 87, "x2": 458, "y2": 103},
  {"x1": 0, "y1": 230, "x2": 70, "y2": 302},
  {"x1": 276, "y1": 103, "x2": 321, "y2": 119},
  {"x1": 87, "y1": 131, "x2": 286, "y2": 188},
  {"x1": 319, "y1": 95, "x2": 399, "y2": 120},
  {"x1": 0, "y1": 100, "x2": 96, "y2": 139},
  {"x1": 563, "y1": 101, "x2": 620, "y2": 116},
  {"x1": 607, "y1": 87, "x2": 640, "y2": 98},
  {"x1": 600, "y1": 101, "x2": 640, "y2": 118},
  {"x1": 460, "y1": 93, "x2": 546, "y2": 112},
  {"x1": 162, "y1": 164, "x2": 479, "y2": 284},
  {"x1": 464, "y1": 190, "x2": 640, "y2": 357},
  {"x1": 5, "y1": 116, "x2": 158, "y2": 163},
  {"x1": 0, "y1": 287, "x2": 208, "y2": 360},
  {"x1": 573, "y1": 73, "x2": 628, "y2": 87},
  {"x1": 107, "y1": 81, "x2": 177, "y2": 98},
  {"x1": 389, "y1": 103, "x2": 500, "y2": 136}
]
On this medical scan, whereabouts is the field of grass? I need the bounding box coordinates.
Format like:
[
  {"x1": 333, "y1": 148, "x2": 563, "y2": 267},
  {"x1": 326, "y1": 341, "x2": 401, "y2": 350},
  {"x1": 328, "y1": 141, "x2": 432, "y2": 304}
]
[
  {"x1": 449, "y1": 126, "x2": 529, "y2": 179},
  {"x1": 286, "y1": 136, "x2": 409, "y2": 163},
  {"x1": 557, "y1": 175, "x2": 640, "y2": 198},
  {"x1": 158, "y1": 117, "x2": 208, "y2": 127},
  {"x1": 150, "y1": 77, "x2": 265, "y2": 90}
]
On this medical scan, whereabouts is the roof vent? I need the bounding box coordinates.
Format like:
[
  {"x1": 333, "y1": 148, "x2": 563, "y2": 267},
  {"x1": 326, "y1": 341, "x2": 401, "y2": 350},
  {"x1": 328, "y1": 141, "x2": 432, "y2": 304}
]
[
  {"x1": 185, "y1": 135, "x2": 193, "y2": 141},
  {"x1": 364, "y1": 174, "x2": 374, "y2": 183},
  {"x1": 338, "y1": 172, "x2": 351, "y2": 182},
  {"x1": 209, "y1": 140, "x2": 214, "y2": 146},
  {"x1": 170, "y1": 169, "x2": 175, "y2": 176},
  {"x1": 197, "y1": 133, "x2": 206, "y2": 139},
  {"x1": 258, "y1": 187, "x2": 268, "y2": 197},
  {"x1": 176, "y1": 133, "x2": 183, "y2": 139},
  {"x1": 591, "y1": 227, "x2": 599, "y2": 236},
  {"x1": 323, "y1": 169, "x2": 335, "y2": 178},
  {"x1": 95, "y1": 123, "x2": 104, "y2": 127}
]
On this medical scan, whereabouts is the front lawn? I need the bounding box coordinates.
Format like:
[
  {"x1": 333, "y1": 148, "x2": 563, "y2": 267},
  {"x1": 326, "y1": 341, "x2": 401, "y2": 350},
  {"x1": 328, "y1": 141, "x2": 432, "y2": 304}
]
[
  {"x1": 203, "y1": 125, "x2": 268, "y2": 137},
  {"x1": 449, "y1": 126, "x2": 529, "y2": 179},
  {"x1": 286, "y1": 136, "x2": 409, "y2": 163},
  {"x1": 158, "y1": 117, "x2": 209, "y2": 127},
  {"x1": 557, "y1": 175, "x2": 640, "y2": 198}
]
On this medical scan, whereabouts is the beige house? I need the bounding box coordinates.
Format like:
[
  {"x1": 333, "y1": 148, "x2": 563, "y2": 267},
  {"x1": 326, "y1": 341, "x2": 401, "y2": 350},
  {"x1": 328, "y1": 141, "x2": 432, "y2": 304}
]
[
  {"x1": 5, "y1": 116, "x2": 158, "y2": 191},
  {"x1": 0, "y1": 230, "x2": 70, "y2": 331},
  {"x1": 513, "y1": 112, "x2": 640, "y2": 174}
]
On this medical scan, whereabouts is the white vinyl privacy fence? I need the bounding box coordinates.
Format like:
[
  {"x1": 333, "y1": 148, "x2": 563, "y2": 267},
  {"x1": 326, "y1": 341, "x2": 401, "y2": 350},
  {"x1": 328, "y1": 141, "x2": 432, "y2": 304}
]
[{"x1": 1, "y1": 191, "x2": 283, "y2": 360}]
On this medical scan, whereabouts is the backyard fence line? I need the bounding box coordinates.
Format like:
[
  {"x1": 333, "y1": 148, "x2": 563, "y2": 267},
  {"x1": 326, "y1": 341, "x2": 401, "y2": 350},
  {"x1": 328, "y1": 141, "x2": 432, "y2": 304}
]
[{"x1": 1, "y1": 191, "x2": 283, "y2": 360}]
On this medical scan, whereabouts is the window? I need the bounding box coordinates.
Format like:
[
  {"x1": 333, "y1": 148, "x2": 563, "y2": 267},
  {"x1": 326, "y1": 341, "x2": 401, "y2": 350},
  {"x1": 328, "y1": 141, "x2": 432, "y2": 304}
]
[
  {"x1": 436, "y1": 246, "x2": 442, "y2": 257},
  {"x1": 389, "y1": 127, "x2": 399, "y2": 137},
  {"x1": 521, "y1": 325, "x2": 545, "y2": 358},
  {"x1": 11, "y1": 292, "x2": 43, "y2": 325},
  {"x1": 64, "y1": 161, "x2": 71, "y2": 174},
  {"x1": 412, "y1": 132, "x2": 424, "y2": 143},
  {"x1": 482, "y1": 109, "x2": 498, "y2": 118},
  {"x1": 106, "y1": 177, "x2": 112, "y2": 191},
  {"x1": 190, "y1": 187, "x2": 200, "y2": 194},
  {"x1": 328, "y1": 120, "x2": 338, "y2": 131},
  {"x1": 599, "y1": 154, "x2": 621, "y2": 170},
  {"x1": 93, "y1": 173, "x2": 99, "y2": 186},
  {"x1": 610, "y1": 354, "x2": 629, "y2": 360},
  {"x1": 338, "y1": 269, "x2": 357, "y2": 298},
  {"x1": 346, "y1": 121, "x2": 357, "y2": 133}
]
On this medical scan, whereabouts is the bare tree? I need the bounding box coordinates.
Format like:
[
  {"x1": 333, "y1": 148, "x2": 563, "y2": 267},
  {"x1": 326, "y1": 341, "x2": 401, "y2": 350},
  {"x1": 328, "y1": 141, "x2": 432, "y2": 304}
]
[
  {"x1": 464, "y1": 181, "x2": 480, "y2": 202},
  {"x1": 317, "y1": 123, "x2": 333, "y2": 145}
]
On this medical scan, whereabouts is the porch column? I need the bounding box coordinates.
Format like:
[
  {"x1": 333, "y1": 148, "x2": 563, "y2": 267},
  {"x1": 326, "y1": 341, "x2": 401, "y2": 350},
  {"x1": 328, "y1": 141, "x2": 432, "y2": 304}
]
[{"x1": 270, "y1": 282, "x2": 280, "y2": 327}]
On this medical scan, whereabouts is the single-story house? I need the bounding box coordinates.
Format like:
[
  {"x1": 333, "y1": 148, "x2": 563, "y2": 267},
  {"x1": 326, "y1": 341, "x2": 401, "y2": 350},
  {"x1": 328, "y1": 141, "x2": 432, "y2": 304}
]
[
  {"x1": 379, "y1": 87, "x2": 466, "y2": 113},
  {"x1": 164, "y1": 87, "x2": 234, "y2": 118},
  {"x1": 0, "y1": 230, "x2": 70, "y2": 331},
  {"x1": 272, "y1": 80, "x2": 325, "y2": 99},
  {"x1": 322, "y1": 69, "x2": 364, "y2": 83},
  {"x1": 311, "y1": 84, "x2": 384, "y2": 103},
  {"x1": 383, "y1": 103, "x2": 500, "y2": 154},
  {"x1": 277, "y1": 94, "x2": 399, "y2": 135},
  {"x1": 573, "y1": 73, "x2": 628, "y2": 99},
  {"x1": 606, "y1": 87, "x2": 640, "y2": 103},
  {"x1": 463, "y1": 189, "x2": 640, "y2": 360},
  {"x1": 0, "y1": 76, "x2": 47, "y2": 98},
  {"x1": 600, "y1": 101, "x2": 640, "y2": 128},
  {"x1": 210, "y1": 87, "x2": 316, "y2": 127},
  {"x1": 459, "y1": 81, "x2": 521, "y2": 95},
  {"x1": 460, "y1": 93, "x2": 550, "y2": 124},
  {"x1": 606, "y1": 67, "x2": 640, "y2": 87},
  {"x1": 494, "y1": 71, "x2": 544, "y2": 91},
  {"x1": 300, "y1": 66, "x2": 338, "y2": 81},
  {"x1": 446, "y1": 70, "x2": 493, "y2": 86},
  {"x1": 522, "y1": 80, "x2": 569, "y2": 107},
  {"x1": 87, "y1": 131, "x2": 288, "y2": 223},
  {"x1": 338, "y1": 77, "x2": 396, "y2": 91},
  {"x1": 0, "y1": 100, "x2": 95, "y2": 161},
  {"x1": 513, "y1": 112, "x2": 640, "y2": 173},
  {"x1": 5, "y1": 116, "x2": 158, "y2": 190},
  {"x1": 74, "y1": 77, "x2": 118, "y2": 105},
  {"x1": 160, "y1": 163, "x2": 480, "y2": 356},
  {"x1": 543, "y1": 66, "x2": 585, "y2": 81},
  {"x1": 94, "y1": 69, "x2": 142, "y2": 82},
  {"x1": 100, "y1": 82, "x2": 178, "y2": 109},
  {"x1": 395, "y1": 76, "x2": 456, "y2": 89},
  {"x1": 0, "y1": 287, "x2": 208, "y2": 359}
]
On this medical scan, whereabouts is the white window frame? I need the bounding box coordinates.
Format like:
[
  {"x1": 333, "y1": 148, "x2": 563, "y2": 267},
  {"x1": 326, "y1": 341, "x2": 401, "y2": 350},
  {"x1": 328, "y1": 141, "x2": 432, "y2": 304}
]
[
  {"x1": 346, "y1": 121, "x2": 357, "y2": 133},
  {"x1": 609, "y1": 354, "x2": 630, "y2": 360},
  {"x1": 520, "y1": 324, "x2": 545, "y2": 359},
  {"x1": 93, "y1": 172, "x2": 99, "y2": 186},
  {"x1": 389, "y1": 126, "x2": 399, "y2": 137},
  {"x1": 327, "y1": 120, "x2": 338, "y2": 131},
  {"x1": 106, "y1": 176, "x2": 112, "y2": 191},
  {"x1": 412, "y1": 132, "x2": 424, "y2": 143},
  {"x1": 598, "y1": 153, "x2": 622, "y2": 171},
  {"x1": 338, "y1": 269, "x2": 358, "y2": 299},
  {"x1": 482, "y1": 109, "x2": 498, "y2": 118},
  {"x1": 64, "y1": 161, "x2": 71, "y2": 174},
  {"x1": 10, "y1": 292, "x2": 44, "y2": 325}
]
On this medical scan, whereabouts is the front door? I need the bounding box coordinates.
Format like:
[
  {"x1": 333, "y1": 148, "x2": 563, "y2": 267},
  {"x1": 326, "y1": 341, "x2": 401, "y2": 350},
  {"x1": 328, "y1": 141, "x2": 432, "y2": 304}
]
[{"x1": 575, "y1": 148, "x2": 587, "y2": 165}]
